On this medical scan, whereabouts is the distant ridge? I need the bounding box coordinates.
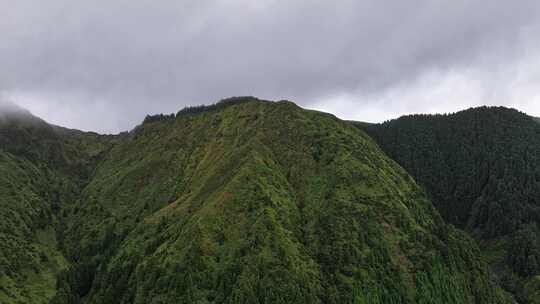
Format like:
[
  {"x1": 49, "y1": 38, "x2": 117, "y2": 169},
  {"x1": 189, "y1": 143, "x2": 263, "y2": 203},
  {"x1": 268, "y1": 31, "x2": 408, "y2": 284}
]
[
  {"x1": 0, "y1": 99, "x2": 34, "y2": 119},
  {"x1": 356, "y1": 105, "x2": 540, "y2": 303}
]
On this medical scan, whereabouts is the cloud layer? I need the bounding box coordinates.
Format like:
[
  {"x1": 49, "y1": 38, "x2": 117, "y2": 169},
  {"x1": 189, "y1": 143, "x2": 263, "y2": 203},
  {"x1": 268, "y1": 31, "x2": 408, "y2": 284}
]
[{"x1": 2, "y1": 1, "x2": 540, "y2": 132}]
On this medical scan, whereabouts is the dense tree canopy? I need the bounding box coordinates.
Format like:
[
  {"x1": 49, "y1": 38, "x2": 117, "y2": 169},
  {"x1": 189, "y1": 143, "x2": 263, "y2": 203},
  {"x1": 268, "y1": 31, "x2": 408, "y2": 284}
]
[
  {"x1": 1, "y1": 100, "x2": 511, "y2": 303},
  {"x1": 358, "y1": 106, "x2": 540, "y2": 302}
]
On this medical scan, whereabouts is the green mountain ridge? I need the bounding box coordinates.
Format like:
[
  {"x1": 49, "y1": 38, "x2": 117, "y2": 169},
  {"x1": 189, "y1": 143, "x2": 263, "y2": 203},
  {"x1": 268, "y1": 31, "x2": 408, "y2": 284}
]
[
  {"x1": 357, "y1": 106, "x2": 540, "y2": 303},
  {"x1": 1, "y1": 98, "x2": 510, "y2": 303},
  {"x1": 0, "y1": 105, "x2": 120, "y2": 303}
]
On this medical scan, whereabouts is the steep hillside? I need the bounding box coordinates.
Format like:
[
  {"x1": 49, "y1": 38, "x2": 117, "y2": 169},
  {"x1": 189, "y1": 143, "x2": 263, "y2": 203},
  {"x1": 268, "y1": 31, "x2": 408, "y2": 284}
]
[
  {"x1": 1, "y1": 99, "x2": 510, "y2": 303},
  {"x1": 0, "y1": 106, "x2": 115, "y2": 303},
  {"x1": 358, "y1": 106, "x2": 540, "y2": 302}
]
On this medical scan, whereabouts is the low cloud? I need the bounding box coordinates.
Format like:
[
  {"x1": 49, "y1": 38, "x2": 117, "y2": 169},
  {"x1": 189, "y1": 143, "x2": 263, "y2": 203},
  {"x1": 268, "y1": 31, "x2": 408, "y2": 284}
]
[{"x1": 2, "y1": 1, "x2": 540, "y2": 132}]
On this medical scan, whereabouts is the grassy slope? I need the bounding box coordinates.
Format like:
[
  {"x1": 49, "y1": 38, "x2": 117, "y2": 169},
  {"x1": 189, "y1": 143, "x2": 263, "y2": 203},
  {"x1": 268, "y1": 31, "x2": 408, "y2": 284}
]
[
  {"x1": 357, "y1": 106, "x2": 540, "y2": 302},
  {"x1": 51, "y1": 99, "x2": 508, "y2": 303}
]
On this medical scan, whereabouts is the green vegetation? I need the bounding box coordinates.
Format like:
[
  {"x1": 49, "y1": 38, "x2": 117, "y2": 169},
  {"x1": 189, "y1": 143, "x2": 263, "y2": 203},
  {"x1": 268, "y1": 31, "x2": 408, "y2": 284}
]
[
  {"x1": 0, "y1": 108, "x2": 115, "y2": 303},
  {"x1": 1, "y1": 99, "x2": 510, "y2": 303},
  {"x1": 358, "y1": 106, "x2": 540, "y2": 303}
]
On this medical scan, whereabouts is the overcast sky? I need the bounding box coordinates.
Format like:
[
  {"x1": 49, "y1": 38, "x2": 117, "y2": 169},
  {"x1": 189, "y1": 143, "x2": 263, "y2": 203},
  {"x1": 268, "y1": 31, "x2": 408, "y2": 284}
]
[{"x1": 2, "y1": 1, "x2": 540, "y2": 133}]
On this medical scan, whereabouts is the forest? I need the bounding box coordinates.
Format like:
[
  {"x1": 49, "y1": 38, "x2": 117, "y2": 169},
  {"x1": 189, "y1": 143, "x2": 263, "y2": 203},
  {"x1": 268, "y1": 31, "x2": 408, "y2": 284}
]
[
  {"x1": 0, "y1": 99, "x2": 514, "y2": 303},
  {"x1": 359, "y1": 106, "x2": 540, "y2": 303}
]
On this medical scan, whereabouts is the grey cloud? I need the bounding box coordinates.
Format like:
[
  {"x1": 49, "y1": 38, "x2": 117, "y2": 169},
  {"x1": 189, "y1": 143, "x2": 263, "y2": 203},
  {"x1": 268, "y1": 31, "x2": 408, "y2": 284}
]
[{"x1": 1, "y1": 0, "x2": 540, "y2": 132}]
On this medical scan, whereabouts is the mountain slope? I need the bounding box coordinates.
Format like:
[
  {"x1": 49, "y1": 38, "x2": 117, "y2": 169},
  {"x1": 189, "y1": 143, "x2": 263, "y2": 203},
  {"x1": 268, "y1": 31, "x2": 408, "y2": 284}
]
[
  {"x1": 357, "y1": 106, "x2": 540, "y2": 302},
  {"x1": 0, "y1": 107, "x2": 116, "y2": 303},
  {"x1": 1, "y1": 99, "x2": 510, "y2": 303}
]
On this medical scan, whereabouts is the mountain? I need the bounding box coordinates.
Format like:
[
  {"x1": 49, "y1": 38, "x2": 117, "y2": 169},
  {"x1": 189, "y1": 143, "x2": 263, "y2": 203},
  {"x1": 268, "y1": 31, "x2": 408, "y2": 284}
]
[
  {"x1": 357, "y1": 106, "x2": 540, "y2": 303},
  {"x1": 1, "y1": 98, "x2": 510, "y2": 303},
  {"x1": 0, "y1": 105, "x2": 117, "y2": 303}
]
